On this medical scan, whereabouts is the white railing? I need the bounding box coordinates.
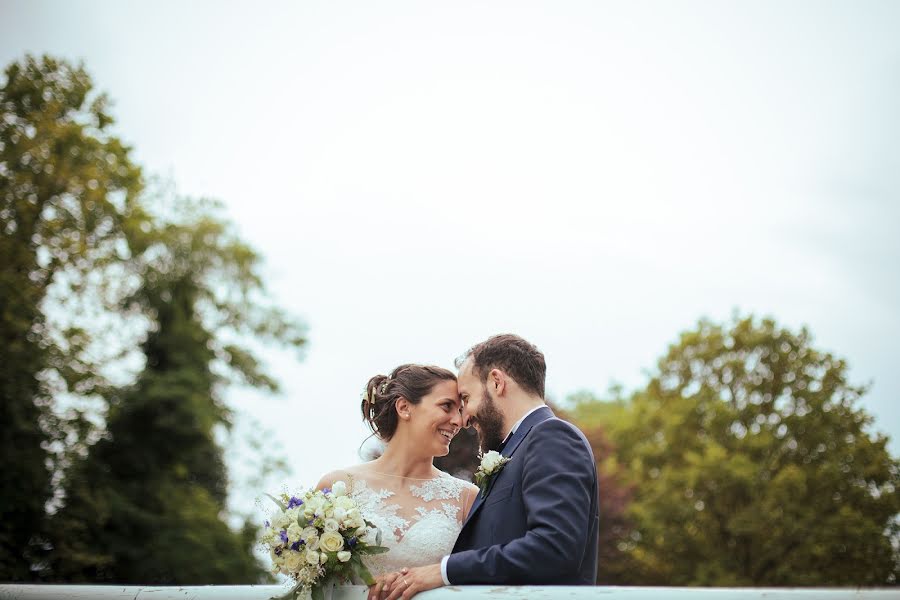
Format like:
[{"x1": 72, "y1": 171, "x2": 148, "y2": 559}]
[{"x1": 2, "y1": 585, "x2": 899, "y2": 600}]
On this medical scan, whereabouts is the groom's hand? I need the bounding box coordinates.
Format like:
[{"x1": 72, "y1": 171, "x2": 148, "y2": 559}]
[{"x1": 383, "y1": 563, "x2": 443, "y2": 600}]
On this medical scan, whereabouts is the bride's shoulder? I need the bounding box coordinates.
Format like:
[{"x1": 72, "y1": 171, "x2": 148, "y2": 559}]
[
  {"x1": 315, "y1": 466, "x2": 363, "y2": 490},
  {"x1": 438, "y1": 470, "x2": 479, "y2": 496}
]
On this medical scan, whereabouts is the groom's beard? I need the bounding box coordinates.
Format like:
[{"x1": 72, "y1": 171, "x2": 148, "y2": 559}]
[{"x1": 472, "y1": 390, "x2": 505, "y2": 452}]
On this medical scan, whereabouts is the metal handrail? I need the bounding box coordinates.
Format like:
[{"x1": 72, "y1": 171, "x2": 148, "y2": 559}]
[{"x1": 2, "y1": 585, "x2": 899, "y2": 600}]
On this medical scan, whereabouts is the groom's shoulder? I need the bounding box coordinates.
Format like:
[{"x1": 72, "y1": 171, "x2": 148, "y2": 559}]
[
  {"x1": 529, "y1": 416, "x2": 594, "y2": 456},
  {"x1": 533, "y1": 413, "x2": 589, "y2": 438}
]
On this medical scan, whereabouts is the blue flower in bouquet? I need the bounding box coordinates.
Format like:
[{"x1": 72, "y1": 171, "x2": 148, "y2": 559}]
[
  {"x1": 347, "y1": 536, "x2": 358, "y2": 549},
  {"x1": 287, "y1": 496, "x2": 304, "y2": 509},
  {"x1": 280, "y1": 530, "x2": 289, "y2": 544}
]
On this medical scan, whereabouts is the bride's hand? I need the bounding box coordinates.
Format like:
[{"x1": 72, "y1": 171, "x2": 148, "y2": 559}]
[
  {"x1": 368, "y1": 568, "x2": 407, "y2": 600},
  {"x1": 382, "y1": 564, "x2": 442, "y2": 600}
]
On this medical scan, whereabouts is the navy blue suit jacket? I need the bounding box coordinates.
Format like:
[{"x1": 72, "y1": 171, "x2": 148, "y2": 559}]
[{"x1": 447, "y1": 406, "x2": 599, "y2": 585}]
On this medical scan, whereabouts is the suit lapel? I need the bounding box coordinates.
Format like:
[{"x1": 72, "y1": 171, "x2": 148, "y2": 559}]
[{"x1": 461, "y1": 406, "x2": 554, "y2": 528}]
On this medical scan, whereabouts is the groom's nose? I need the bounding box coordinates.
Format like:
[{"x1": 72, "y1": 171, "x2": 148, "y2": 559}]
[{"x1": 461, "y1": 405, "x2": 472, "y2": 428}]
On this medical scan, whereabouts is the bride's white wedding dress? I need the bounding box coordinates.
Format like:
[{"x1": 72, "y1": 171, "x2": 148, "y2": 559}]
[{"x1": 347, "y1": 469, "x2": 474, "y2": 576}]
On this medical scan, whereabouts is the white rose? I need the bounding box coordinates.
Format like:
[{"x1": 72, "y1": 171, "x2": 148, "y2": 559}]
[
  {"x1": 283, "y1": 551, "x2": 303, "y2": 571},
  {"x1": 345, "y1": 508, "x2": 363, "y2": 528},
  {"x1": 482, "y1": 451, "x2": 503, "y2": 472},
  {"x1": 304, "y1": 497, "x2": 322, "y2": 513},
  {"x1": 301, "y1": 526, "x2": 318, "y2": 541},
  {"x1": 273, "y1": 512, "x2": 291, "y2": 530},
  {"x1": 324, "y1": 518, "x2": 340, "y2": 532},
  {"x1": 337, "y1": 551, "x2": 352, "y2": 563},
  {"x1": 306, "y1": 535, "x2": 320, "y2": 551},
  {"x1": 331, "y1": 481, "x2": 348, "y2": 496},
  {"x1": 287, "y1": 523, "x2": 303, "y2": 542},
  {"x1": 306, "y1": 550, "x2": 319, "y2": 565},
  {"x1": 319, "y1": 531, "x2": 344, "y2": 553},
  {"x1": 334, "y1": 507, "x2": 347, "y2": 522},
  {"x1": 361, "y1": 528, "x2": 379, "y2": 545},
  {"x1": 335, "y1": 496, "x2": 355, "y2": 510},
  {"x1": 320, "y1": 551, "x2": 329, "y2": 564}
]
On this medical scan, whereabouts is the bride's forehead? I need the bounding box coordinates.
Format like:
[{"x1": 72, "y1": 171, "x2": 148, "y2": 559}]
[{"x1": 425, "y1": 379, "x2": 460, "y2": 399}]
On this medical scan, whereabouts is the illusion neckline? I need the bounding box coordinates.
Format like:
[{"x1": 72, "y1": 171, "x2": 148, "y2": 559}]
[{"x1": 360, "y1": 468, "x2": 448, "y2": 482}]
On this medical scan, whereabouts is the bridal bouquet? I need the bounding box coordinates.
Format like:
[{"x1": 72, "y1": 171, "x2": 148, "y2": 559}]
[{"x1": 262, "y1": 480, "x2": 387, "y2": 600}]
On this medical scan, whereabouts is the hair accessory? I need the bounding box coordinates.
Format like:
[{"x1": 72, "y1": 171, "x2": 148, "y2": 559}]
[
  {"x1": 380, "y1": 373, "x2": 392, "y2": 394},
  {"x1": 362, "y1": 386, "x2": 374, "y2": 406}
]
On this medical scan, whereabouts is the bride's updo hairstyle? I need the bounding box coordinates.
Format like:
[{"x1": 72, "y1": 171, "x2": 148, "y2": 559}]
[{"x1": 361, "y1": 364, "x2": 456, "y2": 441}]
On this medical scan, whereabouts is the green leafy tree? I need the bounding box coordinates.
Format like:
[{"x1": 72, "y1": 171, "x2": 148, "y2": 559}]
[
  {"x1": 567, "y1": 392, "x2": 634, "y2": 584},
  {"x1": 46, "y1": 196, "x2": 306, "y2": 583},
  {"x1": 593, "y1": 315, "x2": 899, "y2": 585},
  {"x1": 0, "y1": 55, "x2": 144, "y2": 580}
]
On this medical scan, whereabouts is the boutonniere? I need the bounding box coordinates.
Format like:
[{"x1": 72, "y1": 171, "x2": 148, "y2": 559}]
[{"x1": 474, "y1": 450, "x2": 511, "y2": 498}]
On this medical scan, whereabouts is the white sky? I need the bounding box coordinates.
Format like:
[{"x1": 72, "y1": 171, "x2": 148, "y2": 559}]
[{"x1": 3, "y1": 0, "x2": 899, "y2": 516}]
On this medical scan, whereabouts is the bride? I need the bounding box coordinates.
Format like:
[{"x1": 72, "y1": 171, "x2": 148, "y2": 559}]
[{"x1": 316, "y1": 364, "x2": 478, "y2": 598}]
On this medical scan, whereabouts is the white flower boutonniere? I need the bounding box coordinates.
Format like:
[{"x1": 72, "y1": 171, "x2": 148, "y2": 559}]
[{"x1": 474, "y1": 450, "x2": 511, "y2": 498}]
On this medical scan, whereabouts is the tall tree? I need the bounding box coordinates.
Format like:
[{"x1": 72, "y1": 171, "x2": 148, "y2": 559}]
[
  {"x1": 567, "y1": 393, "x2": 634, "y2": 584},
  {"x1": 0, "y1": 55, "x2": 144, "y2": 580},
  {"x1": 46, "y1": 196, "x2": 306, "y2": 583},
  {"x1": 589, "y1": 315, "x2": 900, "y2": 585}
]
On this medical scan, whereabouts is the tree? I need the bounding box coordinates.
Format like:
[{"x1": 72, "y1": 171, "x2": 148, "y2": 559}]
[
  {"x1": 590, "y1": 315, "x2": 899, "y2": 585},
  {"x1": 567, "y1": 393, "x2": 635, "y2": 584},
  {"x1": 46, "y1": 196, "x2": 306, "y2": 583},
  {"x1": 0, "y1": 55, "x2": 145, "y2": 580}
]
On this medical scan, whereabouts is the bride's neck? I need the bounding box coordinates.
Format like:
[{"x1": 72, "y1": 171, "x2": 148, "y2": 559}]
[{"x1": 373, "y1": 436, "x2": 435, "y2": 480}]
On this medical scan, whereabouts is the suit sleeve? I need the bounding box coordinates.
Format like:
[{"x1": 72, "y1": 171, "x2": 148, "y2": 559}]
[{"x1": 446, "y1": 419, "x2": 597, "y2": 584}]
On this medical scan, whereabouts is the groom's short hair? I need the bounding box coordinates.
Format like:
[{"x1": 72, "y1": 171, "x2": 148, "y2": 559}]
[{"x1": 457, "y1": 334, "x2": 546, "y2": 398}]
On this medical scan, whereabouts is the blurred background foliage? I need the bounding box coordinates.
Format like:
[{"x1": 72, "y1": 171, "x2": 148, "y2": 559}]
[
  {"x1": 568, "y1": 315, "x2": 900, "y2": 585},
  {"x1": 1, "y1": 55, "x2": 305, "y2": 583},
  {"x1": 2, "y1": 54, "x2": 897, "y2": 585}
]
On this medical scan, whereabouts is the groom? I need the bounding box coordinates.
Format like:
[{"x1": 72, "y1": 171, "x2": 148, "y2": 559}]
[{"x1": 382, "y1": 334, "x2": 600, "y2": 599}]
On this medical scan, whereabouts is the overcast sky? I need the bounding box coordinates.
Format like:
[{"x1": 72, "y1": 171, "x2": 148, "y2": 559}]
[{"x1": 3, "y1": 0, "x2": 899, "y2": 513}]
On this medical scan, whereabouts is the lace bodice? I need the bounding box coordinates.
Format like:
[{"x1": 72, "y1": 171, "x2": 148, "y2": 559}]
[{"x1": 347, "y1": 470, "x2": 474, "y2": 576}]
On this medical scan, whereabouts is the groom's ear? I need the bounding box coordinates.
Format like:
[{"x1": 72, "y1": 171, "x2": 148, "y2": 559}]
[{"x1": 489, "y1": 369, "x2": 506, "y2": 396}]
